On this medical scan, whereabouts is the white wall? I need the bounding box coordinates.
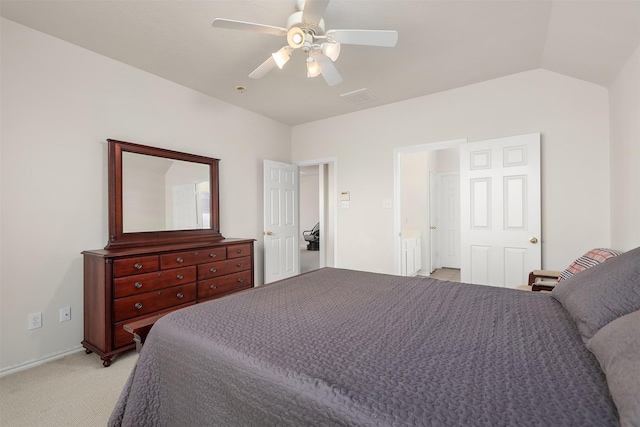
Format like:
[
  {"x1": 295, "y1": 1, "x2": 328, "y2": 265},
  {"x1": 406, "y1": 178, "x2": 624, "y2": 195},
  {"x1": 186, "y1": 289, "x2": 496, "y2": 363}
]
[
  {"x1": 609, "y1": 43, "x2": 640, "y2": 251},
  {"x1": 292, "y1": 69, "x2": 611, "y2": 274},
  {"x1": 0, "y1": 19, "x2": 290, "y2": 372}
]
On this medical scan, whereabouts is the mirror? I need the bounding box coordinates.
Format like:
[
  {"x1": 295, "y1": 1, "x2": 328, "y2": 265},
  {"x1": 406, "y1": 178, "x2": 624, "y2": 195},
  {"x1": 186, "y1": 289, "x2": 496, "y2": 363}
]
[{"x1": 106, "y1": 139, "x2": 222, "y2": 249}]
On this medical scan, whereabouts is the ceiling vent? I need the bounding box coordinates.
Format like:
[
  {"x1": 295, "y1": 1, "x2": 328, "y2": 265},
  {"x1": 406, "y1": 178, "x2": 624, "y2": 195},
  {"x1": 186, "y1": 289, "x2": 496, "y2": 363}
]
[{"x1": 340, "y1": 88, "x2": 376, "y2": 105}]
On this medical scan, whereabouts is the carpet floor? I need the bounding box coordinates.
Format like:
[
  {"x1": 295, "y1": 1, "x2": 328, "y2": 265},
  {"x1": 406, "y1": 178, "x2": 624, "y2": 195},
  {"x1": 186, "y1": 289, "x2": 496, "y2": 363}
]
[{"x1": 0, "y1": 349, "x2": 137, "y2": 426}]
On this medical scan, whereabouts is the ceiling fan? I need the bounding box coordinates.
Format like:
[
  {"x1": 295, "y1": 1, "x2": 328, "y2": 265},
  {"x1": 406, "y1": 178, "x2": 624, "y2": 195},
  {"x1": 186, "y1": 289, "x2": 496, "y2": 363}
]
[{"x1": 211, "y1": 0, "x2": 398, "y2": 86}]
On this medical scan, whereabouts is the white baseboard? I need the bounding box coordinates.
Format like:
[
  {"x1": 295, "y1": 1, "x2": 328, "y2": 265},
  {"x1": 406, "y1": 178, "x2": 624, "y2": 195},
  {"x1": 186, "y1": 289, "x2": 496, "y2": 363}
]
[{"x1": 0, "y1": 345, "x2": 84, "y2": 378}]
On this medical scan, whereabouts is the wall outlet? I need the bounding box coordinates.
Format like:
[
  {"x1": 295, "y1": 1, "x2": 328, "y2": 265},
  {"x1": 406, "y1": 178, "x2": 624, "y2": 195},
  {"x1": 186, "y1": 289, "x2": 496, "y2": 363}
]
[
  {"x1": 28, "y1": 312, "x2": 42, "y2": 330},
  {"x1": 60, "y1": 307, "x2": 71, "y2": 322}
]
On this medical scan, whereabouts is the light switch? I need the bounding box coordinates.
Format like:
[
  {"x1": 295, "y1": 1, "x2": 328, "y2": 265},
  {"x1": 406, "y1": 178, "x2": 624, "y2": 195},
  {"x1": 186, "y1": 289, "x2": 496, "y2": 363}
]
[{"x1": 383, "y1": 200, "x2": 392, "y2": 209}]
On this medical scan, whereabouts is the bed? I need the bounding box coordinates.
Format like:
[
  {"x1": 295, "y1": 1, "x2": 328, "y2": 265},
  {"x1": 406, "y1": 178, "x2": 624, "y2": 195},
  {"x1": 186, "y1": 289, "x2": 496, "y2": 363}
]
[{"x1": 109, "y1": 247, "x2": 640, "y2": 427}]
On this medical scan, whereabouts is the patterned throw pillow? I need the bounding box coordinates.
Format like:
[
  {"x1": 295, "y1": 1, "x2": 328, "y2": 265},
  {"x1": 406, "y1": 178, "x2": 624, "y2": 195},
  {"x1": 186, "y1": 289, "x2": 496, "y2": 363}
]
[{"x1": 557, "y1": 248, "x2": 623, "y2": 282}]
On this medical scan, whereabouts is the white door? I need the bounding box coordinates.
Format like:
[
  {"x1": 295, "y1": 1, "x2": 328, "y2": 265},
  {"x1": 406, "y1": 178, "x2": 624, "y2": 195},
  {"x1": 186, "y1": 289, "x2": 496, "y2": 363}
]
[
  {"x1": 264, "y1": 160, "x2": 299, "y2": 284},
  {"x1": 460, "y1": 133, "x2": 541, "y2": 288},
  {"x1": 439, "y1": 173, "x2": 460, "y2": 269}
]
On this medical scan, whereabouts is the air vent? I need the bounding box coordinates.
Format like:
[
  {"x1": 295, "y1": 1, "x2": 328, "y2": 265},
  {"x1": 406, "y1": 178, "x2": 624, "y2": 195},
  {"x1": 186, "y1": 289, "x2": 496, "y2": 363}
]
[{"x1": 340, "y1": 88, "x2": 377, "y2": 105}]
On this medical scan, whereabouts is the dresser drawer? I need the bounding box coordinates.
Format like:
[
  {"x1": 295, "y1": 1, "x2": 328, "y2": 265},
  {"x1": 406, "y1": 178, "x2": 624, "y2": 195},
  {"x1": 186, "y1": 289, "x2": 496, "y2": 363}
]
[
  {"x1": 113, "y1": 255, "x2": 159, "y2": 278},
  {"x1": 198, "y1": 271, "x2": 252, "y2": 300},
  {"x1": 197, "y1": 256, "x2": 251, "y2": 280},
  {"x1": 114, "y1": 283, "x2": 196, "y2": 322},
  {"x1": 160, "y1": 247, "x2": 226, "y2": 269},
  {"x1": 114, "y1": 266, "x2": 196, "y2": 298},
  {"x1": 227, "y1": 244, "x2": 251, "y2": 259}
]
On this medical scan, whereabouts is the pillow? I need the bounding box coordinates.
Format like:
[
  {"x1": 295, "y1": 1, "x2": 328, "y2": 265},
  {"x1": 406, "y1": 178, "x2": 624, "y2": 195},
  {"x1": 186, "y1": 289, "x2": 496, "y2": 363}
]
[
  {"x1": 587, "y1": 310, "x2": 640, "y2": 427},
  {"x1": 552, "y1": 245, "x2": 640, "y2": 342},
  {"x1": 557, "y1": 248, "x2": 622, "y2": 282}
]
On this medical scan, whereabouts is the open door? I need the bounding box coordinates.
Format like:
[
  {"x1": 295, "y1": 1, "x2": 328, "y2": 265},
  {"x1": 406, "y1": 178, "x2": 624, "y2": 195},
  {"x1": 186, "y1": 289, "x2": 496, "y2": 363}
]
[
  {"x1": 460, "y1": 133, "x2": 541, "y2": 288},
  {"x1": 263, "y1": 160, "x2": 299, "y2": 284}
]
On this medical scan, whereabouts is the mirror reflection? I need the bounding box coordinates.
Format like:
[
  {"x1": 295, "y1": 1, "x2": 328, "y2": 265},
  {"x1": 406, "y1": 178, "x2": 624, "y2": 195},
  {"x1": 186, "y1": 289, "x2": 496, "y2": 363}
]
[{"x1": 122, "y1": 152, "x2": 211, "y2": 233}]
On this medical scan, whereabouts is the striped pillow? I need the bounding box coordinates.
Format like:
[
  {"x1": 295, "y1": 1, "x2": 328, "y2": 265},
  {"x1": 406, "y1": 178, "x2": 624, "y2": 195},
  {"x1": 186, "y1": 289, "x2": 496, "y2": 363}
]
[{"x1": 558, "y1": 248, "x2": 622, "y2": 282}]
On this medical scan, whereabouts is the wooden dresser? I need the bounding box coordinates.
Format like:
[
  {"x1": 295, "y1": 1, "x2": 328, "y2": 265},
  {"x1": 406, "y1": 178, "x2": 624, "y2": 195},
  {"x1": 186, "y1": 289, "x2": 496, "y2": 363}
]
[{"x1": 82, "y1": 238, "x2": 254, "y2": 366}]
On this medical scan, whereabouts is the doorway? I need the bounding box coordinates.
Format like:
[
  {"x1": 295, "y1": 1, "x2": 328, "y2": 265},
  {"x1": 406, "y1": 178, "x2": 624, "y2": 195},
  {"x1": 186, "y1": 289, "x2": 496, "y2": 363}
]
[
  {"x1": 394, "y1": 139, "x2": 466, "y2": 277},
  {"x1": 297, "y1": 159, "x2": 337, "y2": 273}
]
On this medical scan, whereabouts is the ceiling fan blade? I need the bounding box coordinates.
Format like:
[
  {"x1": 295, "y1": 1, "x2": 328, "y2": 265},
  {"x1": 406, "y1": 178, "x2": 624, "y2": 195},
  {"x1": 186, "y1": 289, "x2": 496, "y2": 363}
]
[
  {"x1": 212, "y1": 18, "x2": 287, "y2": 36},
  {"x1": 314, "y1": 53, "x2": 342, "y2": 86},
  {"x1": 301, "y1": 0, "x2": 330, "y2": 26},
  {"x1": 249, "y1": 56, "x2": 277, "y2": 79},
  {"x1": 326, "y1": 29, "x2": 398, "y2": 47}
]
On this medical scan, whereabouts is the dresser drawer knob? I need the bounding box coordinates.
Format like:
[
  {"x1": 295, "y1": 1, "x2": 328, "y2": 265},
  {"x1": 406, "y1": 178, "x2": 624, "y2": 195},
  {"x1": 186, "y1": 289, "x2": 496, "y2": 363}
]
[
  {"x1": 237, "y1": 263, "x2": 243, "y2": 268},
  {"x1": 209, "y1": 253, "x2": 217, "y2": 258},
  {"x1": 209, "y1": 268, "x2": 217, "y2": 273},
  {"x1": 177, "y1": 274, "x2": 184, "y2": 280},
  {"x1": 176, "y1": 257, "x2": 184, "y2": 263},
  {"x1": 135, "y1": 282, "x2": 143, "y2": 289},
  {"x1": 177, "y1": 292, "x2": 184, "y2": 299},
  {"x1": 237, "y1": 278, "x2": 244, "y2": 283},
  {"x1": 236, "y1": 249, "x2": 243, "y2": 254},
  {"x1": 134, "y1": 302, "x2": 143, "y2": 310},
  {"x1": 134, "y1": 263, "x2": 142, "y2": 270},
  {"x1": 210, "y1": 285, "x2": 217, "y2": 290}
]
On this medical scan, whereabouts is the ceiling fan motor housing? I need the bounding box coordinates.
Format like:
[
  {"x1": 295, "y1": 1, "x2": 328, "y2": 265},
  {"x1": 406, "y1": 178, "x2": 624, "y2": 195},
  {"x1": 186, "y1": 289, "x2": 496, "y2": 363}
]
[{"x1": 286, "y1": 11, "x2": 325, "y2": 35}]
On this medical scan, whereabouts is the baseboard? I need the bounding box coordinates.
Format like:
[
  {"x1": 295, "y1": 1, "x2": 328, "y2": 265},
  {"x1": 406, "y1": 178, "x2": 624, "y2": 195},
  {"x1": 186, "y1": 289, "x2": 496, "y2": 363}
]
[{"x1": 0, "y1": 345, "x2": 84, "y2": 378}]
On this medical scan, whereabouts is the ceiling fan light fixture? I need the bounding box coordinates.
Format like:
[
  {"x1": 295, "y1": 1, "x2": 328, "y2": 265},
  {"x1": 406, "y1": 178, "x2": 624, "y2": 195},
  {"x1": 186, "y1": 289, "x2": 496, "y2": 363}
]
[
  {"x1": 287, "y1": 27, "x2": 306, "y2": 49},
  {"x1": 272, "y1": 46, "x2": 291, "y2": 69},
  {"x1": 306, "y1": 56, "x2": 321, "y2": 78},
  {"x1": 321, "y1": 42, "x2": 340, "y2": 61}
]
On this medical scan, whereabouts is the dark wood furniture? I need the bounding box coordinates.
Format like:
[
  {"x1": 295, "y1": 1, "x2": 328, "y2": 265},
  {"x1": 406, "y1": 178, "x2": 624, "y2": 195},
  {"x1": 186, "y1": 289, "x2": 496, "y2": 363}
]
[
  {"x1": 528, "y1": 269, "x2": 561, "y2": 292},
  {"x1": 83, "y1": 239, "x2": 253, "y2": 365},
  {"x1": 83, "y1": 140, "x2": 255, "y2": 366}
]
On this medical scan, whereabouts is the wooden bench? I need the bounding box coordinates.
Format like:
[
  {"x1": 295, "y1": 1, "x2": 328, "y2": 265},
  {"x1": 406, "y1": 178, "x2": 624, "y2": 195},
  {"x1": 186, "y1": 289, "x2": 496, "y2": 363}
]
[{"x1": 123, "y1": 312, "x2": 168, "y2": 352}]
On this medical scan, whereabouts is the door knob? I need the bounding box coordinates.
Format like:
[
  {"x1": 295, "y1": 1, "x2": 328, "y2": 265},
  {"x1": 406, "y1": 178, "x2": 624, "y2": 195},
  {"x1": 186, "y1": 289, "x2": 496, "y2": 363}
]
[
  {"x1": 529, "y1": 237, "x2": 538, "y2": 244},
  {"x1": 264, "y1": 231, "x2": 273, "y2": 236}
]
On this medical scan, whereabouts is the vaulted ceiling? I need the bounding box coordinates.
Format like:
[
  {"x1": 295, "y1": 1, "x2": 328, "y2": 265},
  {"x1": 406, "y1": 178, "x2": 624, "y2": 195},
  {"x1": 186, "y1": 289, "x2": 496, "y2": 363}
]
[{"x1": 2, "y1": 1, "x2": 639, "y2": 125}]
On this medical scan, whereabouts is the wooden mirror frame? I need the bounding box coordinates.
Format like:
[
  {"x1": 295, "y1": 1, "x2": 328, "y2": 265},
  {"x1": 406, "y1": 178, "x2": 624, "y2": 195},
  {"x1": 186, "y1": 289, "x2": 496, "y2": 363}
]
[{"x1": 106, "y1": 139, "x2": 222, "y2": 249}]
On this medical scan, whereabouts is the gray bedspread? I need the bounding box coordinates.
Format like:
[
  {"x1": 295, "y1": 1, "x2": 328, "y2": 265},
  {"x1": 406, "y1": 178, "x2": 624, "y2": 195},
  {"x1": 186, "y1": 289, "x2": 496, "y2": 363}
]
[{"x1": 109, "y1": 268, "x2": 619, "y2": 426}]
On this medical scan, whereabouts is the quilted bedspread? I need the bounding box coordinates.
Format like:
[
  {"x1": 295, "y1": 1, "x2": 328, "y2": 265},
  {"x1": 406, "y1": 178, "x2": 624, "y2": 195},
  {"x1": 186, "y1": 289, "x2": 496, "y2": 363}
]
[{"x1": 109, "y1": 268, "x2": 619, "y2": 426}]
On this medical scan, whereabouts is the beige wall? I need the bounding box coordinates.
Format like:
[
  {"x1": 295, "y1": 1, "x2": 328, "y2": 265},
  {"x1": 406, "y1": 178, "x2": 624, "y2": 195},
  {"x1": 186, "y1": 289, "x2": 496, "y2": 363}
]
[
  {"x1": 292, "y1": 69, "x2": 612, "y2": 275},
  {"x1": 609, "y1": 43, "x2": 640, "y2": 251},
  {"x1": 2, "y1": 16, "x2": 637, "y2": 374},
  {"x1": 0, "y1": 19, "x2": 290, "y2": 372}
]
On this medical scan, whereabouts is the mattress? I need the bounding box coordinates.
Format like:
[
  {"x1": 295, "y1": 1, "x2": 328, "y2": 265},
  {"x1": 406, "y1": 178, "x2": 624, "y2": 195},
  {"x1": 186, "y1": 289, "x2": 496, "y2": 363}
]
[{"x1": 110, "y1": 267, "x2": 618, "y2": 426}]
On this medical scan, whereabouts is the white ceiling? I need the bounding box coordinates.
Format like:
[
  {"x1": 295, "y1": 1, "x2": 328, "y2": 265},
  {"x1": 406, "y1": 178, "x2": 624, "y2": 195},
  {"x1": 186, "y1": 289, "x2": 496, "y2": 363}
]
[{"x1": 2, "y1": 1, "x2": 639, "y2": 126}]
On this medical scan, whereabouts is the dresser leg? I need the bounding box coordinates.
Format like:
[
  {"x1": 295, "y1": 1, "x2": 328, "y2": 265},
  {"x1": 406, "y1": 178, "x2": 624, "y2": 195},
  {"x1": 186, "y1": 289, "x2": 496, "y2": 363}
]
[
  {"x1": 102, "y1": 356, "x2": 113, "y2": 367},
  {"x1": 85, "y1": 348, "x2": 93, "y2": 354}
]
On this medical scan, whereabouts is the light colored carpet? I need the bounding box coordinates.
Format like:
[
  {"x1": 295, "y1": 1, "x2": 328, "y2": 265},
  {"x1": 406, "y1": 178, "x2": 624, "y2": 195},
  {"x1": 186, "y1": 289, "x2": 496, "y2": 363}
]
[{"x1": 0, "y1": 349, "x2": 137, "y2": 426}]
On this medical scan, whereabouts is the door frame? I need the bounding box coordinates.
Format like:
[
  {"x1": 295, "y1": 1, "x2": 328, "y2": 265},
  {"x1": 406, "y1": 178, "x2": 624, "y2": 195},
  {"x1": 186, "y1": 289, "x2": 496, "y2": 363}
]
[
  {"x1": 296, "y1": 157, "x2": 339, "y2": 269},
  {"x1": 393, "y1": 139, "x2": 467, "y2": 276}
]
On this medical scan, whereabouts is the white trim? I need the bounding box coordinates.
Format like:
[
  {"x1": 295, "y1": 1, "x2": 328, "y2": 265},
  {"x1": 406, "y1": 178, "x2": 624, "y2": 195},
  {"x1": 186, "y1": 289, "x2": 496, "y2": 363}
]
[
  {"x1": 0, "y1": 345, "x2": 84, "y2": 378},
  {"x1": 393, "y1": 139, "x2": 467, "y2": 275},
  {"x1": 296, "y1": 157, "x2": 339, "y2": 267}
]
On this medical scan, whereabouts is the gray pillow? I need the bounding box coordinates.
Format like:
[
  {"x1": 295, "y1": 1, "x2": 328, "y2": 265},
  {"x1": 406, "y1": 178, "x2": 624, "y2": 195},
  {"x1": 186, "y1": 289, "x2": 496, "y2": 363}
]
[
  {"x1": 552, "y1": 245, "x2": 640, "y2": 341},
  {"x1": 587, "y1": 310, "x2": 640, "y2": 427}
]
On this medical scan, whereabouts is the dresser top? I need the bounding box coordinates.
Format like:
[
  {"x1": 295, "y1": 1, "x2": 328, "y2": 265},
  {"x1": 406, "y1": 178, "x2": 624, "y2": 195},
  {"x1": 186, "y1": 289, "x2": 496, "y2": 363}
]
[{"x1": 82, "y1": 238, "x2": 255, "y2": 258}]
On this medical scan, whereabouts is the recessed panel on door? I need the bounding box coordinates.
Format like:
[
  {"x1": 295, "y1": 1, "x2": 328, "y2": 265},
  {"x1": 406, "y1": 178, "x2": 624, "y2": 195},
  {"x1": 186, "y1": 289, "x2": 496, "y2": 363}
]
[
  {"x1": 504, "y1": 247, "x2": 527, "y2": 286},
  {"x1": 471, "y1": 178, "x2": 491, "y2": 229},
  {"x1": 470, "y1": 245, "x2": 491, "y2": 285},
  {"x1": 504, "y1": 176, "x2": 527, "y2": 230},
  {"x1": 503, "y1": 145, "x2": 527, "y2": 167}
]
